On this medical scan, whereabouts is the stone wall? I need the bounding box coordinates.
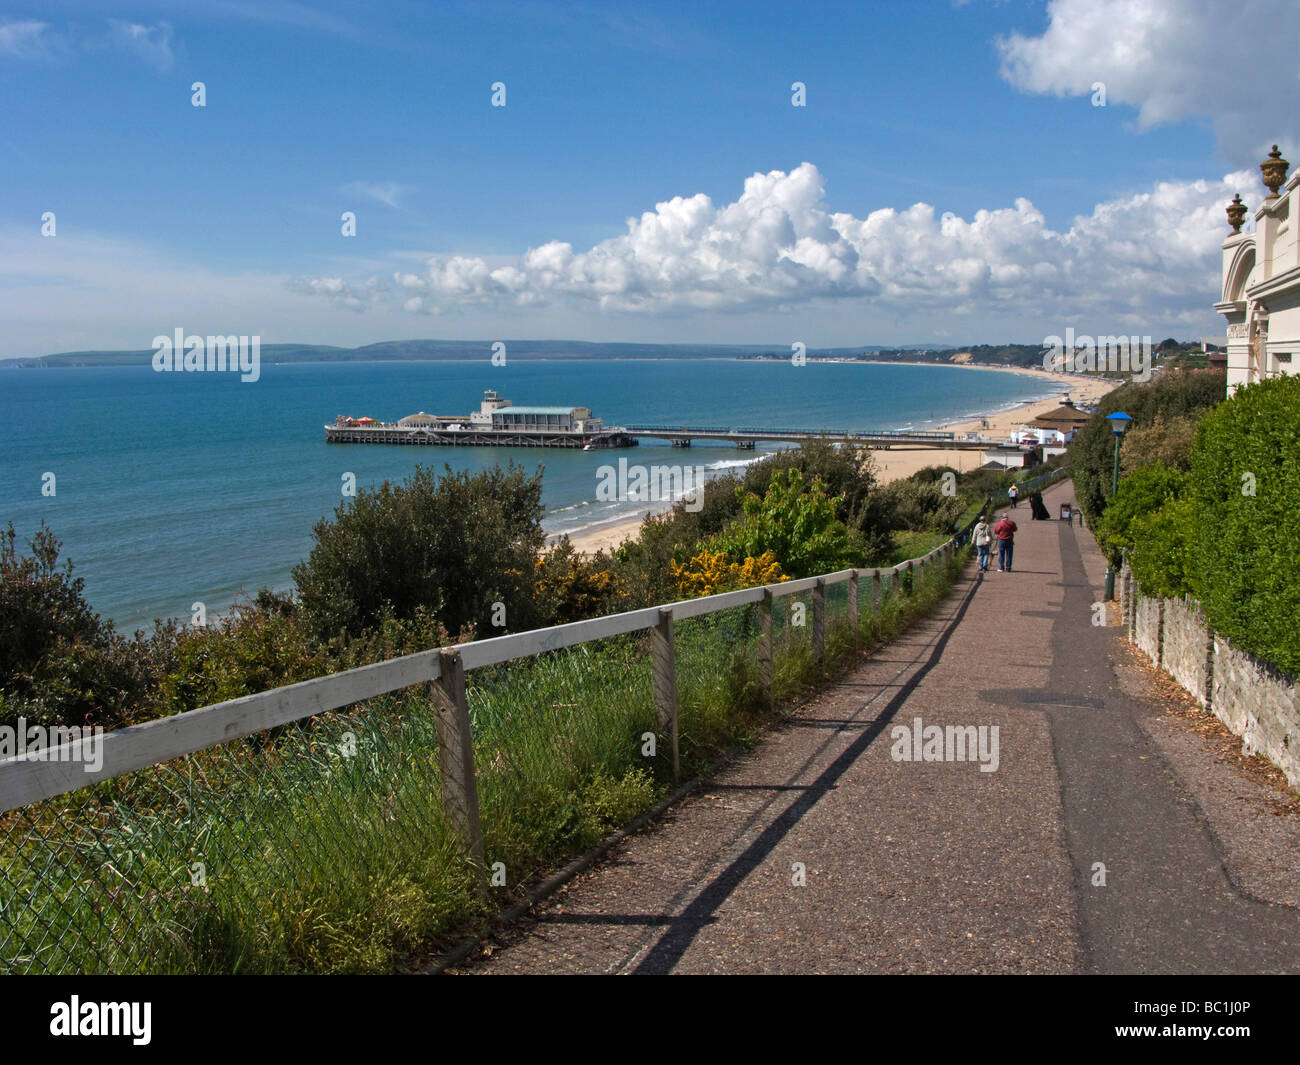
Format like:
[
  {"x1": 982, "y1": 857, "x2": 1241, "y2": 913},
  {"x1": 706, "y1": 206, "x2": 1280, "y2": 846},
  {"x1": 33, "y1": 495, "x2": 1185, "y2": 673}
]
[
  {"x1": 1212, "y1": 636, "x2": 1300, "y2": 787},
  {"x1": 1161, "y1": 596, "x2": 1213, "y2": 708},
  {"x1": 1133, "y1": 591, "x2": 1162, "y2": 665},
  {"x1": 1122, "y1": 568, "x2": 1300, "y2": 790}
]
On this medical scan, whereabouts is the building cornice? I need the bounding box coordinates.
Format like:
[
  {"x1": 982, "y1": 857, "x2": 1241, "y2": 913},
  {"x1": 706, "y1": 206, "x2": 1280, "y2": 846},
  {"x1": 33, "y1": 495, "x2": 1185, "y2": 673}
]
[{"x1": 1246, "y1": 264, "x2": 1300, "y2": 301}]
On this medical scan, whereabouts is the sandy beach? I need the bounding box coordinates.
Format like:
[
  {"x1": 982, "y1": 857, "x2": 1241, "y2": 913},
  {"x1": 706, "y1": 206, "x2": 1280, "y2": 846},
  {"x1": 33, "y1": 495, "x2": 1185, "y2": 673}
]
[{"x1": 560, "y1": 366, "x2": 1117, "y2": 556}]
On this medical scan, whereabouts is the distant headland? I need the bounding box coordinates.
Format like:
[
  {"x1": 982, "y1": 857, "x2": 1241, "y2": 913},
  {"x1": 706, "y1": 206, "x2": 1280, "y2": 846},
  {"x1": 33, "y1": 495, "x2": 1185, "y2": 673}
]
[{"x1": 1, "y1": 337, "x2": 1212, "y2": 370}]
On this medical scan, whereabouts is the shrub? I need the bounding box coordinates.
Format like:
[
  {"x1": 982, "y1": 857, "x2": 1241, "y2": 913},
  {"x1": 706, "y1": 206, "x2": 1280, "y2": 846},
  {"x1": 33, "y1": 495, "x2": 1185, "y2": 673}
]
[
  {"x1": 534, "y1": 539, "x2": 632, "y2": 624},
  {"x1": 670, "y1": 549, "x2": 787, "y2": 597},
  {"x1": 711, "y1": 468, "x2": 864, "y2": 578},
  {"x1": 742, "y1": 439, "x2": 878, "y2": 530},
  {"x1": 1128, "y1": 496, "x2": 1196, "y2": 598},
  {"x1": 1069, "y1": 370, "x2": 1224, "y2": 523},
  {"x1": 1095, "y1": 462, "x2": 1188, "y2": 569},
  {"x1": 864, "y1": 476, "x2": 966, "y2": 538},
  {"x1": 1119, "y1": 413, "x2": 1201, "y2": 475},
  {"x1": 1185, "y1": 375, "x2": 1300, "y2": 674},
  {"x1": 293, "y1": 463, "x2": 547, "y2": 641},
  {"x1": 0, "y1": 523, "x2": 150, "y2": 729}
]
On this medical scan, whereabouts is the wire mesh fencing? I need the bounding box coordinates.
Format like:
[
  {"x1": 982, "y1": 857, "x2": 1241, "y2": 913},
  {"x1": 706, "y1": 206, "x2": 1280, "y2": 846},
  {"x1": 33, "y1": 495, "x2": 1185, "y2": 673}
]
[
  {"x1": 0, "y1": 692, "x2": 482, "y2": 975},
  {"x1": 1, "y1": 547, "x2": 971, "y2": 975},
  {"x1": 469, "y1": 634, "x2": 658, "y2": 895}
]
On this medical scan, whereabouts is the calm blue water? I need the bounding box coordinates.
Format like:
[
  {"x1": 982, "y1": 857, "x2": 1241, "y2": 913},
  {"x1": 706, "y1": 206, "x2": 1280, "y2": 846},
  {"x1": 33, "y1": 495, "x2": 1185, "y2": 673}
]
[{"x1": 0, "y1": 358, "x2": 1054, "y2": 632}]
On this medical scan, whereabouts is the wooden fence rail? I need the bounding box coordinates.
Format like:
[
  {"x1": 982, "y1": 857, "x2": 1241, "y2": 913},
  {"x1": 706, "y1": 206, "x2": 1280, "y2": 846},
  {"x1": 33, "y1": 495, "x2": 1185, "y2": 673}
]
[{"x1": 1, "y1": 525, "x2": 984, "y2": 864}]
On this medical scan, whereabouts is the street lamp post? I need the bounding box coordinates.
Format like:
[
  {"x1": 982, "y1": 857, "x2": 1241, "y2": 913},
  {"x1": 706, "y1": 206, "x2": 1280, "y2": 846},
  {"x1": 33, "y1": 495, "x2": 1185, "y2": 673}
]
[{"x1": 1103, "y1": 412, "x2": 1131, "y2": 600}]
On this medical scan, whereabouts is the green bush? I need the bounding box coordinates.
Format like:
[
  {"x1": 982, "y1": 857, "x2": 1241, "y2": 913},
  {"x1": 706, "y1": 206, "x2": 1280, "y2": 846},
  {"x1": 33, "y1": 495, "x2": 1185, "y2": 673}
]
[
  {"x1": 1069, "y1": 370, "x2": 1224, "y2": 524},
  {"x1": 1186, "y1": 376, "x2": 1300, "y2": 674},
  {"x1": 712, "y1": 468, "x2": 864, "y2": 578},
  {"x1": 1128, "y1": 496, "x2": 1196, "y2": 598},
  {"x1": 293, "y1": 463, "x2": 547, "y2": 641},
  {"x1": 0, "y1": 523, "x2": 150, "y2": 730},
  {"x1": 866, "y1": 476, "x2": 966, "y2": 539},
  {"x1": 1095, "y1": 462, "x2": 1188, "y2": 569}
]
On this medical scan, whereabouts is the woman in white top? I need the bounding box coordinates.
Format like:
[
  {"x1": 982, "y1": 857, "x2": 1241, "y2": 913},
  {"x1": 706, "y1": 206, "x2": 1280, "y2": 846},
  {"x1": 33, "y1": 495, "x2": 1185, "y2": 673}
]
[{"x1": 973, "y1": 519, "x2": 993, "y2": 572}]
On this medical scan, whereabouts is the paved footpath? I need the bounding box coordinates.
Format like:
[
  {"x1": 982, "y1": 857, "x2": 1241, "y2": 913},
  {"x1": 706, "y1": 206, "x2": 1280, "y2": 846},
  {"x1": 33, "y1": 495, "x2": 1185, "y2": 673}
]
[{"x1": 463, "y1": 480, "x2": 1300, "y2": 974}]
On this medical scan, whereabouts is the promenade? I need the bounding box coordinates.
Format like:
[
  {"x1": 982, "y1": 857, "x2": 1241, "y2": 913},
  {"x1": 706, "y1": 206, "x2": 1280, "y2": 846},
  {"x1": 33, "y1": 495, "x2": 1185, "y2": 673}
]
[{"x1": 460, "y1": 480, "x2": 1300, "y2": 974}]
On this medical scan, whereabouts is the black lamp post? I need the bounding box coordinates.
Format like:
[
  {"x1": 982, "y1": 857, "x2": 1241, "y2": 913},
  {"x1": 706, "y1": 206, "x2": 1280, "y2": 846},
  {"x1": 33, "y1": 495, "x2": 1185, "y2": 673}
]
[{"x1": 1103, "y1": 411, "x2": 1131, "y2": 600}]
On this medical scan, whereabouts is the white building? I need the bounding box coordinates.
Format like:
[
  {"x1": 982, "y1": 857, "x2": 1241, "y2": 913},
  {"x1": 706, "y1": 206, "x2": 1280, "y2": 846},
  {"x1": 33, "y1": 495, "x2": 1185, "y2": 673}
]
[
  {"x1": 467, "y1": 389, "x2": 603, "y2": 433},
  {"x1": 1216, "y1": 145, "x2": 1299, "y2": 394}
]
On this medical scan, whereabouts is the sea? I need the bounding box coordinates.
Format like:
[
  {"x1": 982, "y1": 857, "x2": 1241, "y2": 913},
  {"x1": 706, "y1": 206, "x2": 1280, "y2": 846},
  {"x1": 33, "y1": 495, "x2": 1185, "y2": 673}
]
[{"x1": 0, "y1": 357, "x2": 1056, "y2": 633}]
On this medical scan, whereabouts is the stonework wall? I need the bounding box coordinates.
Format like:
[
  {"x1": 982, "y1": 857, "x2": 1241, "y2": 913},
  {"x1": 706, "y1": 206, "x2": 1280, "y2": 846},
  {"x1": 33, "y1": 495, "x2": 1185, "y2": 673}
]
[
  {"x1": 1133, "y1": 594, "x2": 1162, "y2": 664},
  {"x1": 1121, "y1": 568, "x2": 1300, "y2": 790},
  {"x1": 1161, "y1": 597, "x2": 1212, "y2": 708},
  {"x1": 1212, "y1": 637, "x2": 1300, "y2": 789}
]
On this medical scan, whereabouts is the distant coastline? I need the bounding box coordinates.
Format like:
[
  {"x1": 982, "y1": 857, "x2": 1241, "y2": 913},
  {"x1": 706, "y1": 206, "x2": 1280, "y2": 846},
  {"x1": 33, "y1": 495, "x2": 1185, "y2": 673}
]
[
  {"x1": 561, "y1": 369, "x2": 1118, "y2": 556},
  {"x1": 3, "y1": 337, "x2": 1047, "y2": 369}
]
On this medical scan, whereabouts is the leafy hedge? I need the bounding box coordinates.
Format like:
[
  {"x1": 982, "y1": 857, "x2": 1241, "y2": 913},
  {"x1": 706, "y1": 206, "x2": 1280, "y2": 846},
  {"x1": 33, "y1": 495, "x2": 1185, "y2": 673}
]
[
  {"x1": 1185, "y1": 376, "x2": 1300, "y2": 674},
  {"x1": 1068, "y1": 370, "x2": 1225, "y2": 524},
  {"x1": 1105, "y1": 375, "x2": 1300, "y2": 674}
]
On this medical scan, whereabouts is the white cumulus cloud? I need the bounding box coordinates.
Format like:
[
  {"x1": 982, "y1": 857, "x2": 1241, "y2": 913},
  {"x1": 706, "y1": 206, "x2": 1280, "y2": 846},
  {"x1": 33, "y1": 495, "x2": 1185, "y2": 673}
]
[
  {"x1": 295, "y1": 161, "x2": 1259, "y2": 328},
  {"x1": 996, "y1": 0, "x2": 1299, "y2": 162}
]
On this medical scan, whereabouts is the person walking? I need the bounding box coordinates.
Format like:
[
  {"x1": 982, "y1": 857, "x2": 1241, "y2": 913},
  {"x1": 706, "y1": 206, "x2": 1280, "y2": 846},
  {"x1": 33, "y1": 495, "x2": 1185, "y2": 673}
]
[
  {"x1": 973, "y1": 517, "x2": 993, "y2": 572},
  {"x1": 994, "y1": 514, "x2": 1018, "y2": 572},
  {"x1": 1008, "y1": 483, "x2": 1019, "y2": 508}
]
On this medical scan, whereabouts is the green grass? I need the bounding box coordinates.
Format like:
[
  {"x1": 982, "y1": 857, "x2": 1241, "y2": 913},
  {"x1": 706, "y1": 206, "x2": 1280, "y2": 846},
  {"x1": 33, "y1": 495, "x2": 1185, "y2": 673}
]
[{"x1": 0, "y1": 548, "x2": 969, "y2": 974}]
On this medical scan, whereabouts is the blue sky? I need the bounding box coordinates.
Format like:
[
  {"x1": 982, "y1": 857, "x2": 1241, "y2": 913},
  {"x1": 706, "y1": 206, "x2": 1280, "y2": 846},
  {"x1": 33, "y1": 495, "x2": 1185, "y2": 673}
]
[{"x1": 2, "y1": 0, "x2": 1296, "y2": 357}]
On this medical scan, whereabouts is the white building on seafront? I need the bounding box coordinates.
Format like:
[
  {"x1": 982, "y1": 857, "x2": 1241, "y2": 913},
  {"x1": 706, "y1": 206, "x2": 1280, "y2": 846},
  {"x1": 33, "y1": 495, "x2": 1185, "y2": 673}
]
[{"x1": 1216, "y1": 145, "x2": 1299, "y2": 394}]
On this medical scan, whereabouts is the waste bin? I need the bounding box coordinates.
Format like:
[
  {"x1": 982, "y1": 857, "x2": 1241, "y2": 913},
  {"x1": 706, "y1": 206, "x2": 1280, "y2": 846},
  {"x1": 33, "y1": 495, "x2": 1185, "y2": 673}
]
[{"x1": 1059, "y1": 503, "x2": 1072, "y2": 521}]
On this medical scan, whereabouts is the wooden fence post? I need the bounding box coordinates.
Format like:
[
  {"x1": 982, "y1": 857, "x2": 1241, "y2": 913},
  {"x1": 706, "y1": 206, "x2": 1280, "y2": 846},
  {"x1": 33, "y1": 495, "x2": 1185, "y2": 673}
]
[
  {"x1": 432, "y1": 649, "x2": 485, "y2": 869},
  {"x1": 812, "y1": 578, "x2": 825, "y2": 670},
  {"x1": 848, "y1": 570, "x2": 859, "y2": 649},
  {"x1": 651, "y1": 607, "x2": 680, "y2": 779},
  {"x1": 758, "y1": 589, "x2": 774, "y2": 711}
]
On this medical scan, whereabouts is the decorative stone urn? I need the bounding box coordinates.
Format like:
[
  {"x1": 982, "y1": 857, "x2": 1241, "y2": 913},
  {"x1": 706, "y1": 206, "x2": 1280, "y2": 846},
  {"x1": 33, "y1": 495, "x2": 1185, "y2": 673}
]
[
  {"x1": 1227, "y1": 193, "x2": 1247, "y2": 233},
  {"x1": 1260, "y1": 145, "x2": 1289, "y2": 199}
]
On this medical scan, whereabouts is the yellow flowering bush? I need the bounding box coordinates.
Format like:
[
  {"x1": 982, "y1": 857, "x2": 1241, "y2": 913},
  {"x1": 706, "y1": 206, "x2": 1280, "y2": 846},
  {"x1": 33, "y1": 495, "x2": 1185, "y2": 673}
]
[{"x1": 670, "y1": 549, "x2": 787, "y2": 598}]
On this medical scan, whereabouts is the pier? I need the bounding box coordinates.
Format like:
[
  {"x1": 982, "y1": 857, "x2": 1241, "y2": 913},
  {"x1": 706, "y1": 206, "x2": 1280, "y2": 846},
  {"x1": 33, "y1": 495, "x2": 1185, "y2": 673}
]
[
  {"x1": 324, "y1": 391, "x2": 996, "y2": 452},
  {"x1": 624, "y1": 425, "x2": 987, "y2": 450},
  {"x1": 324, "y1": 424, "x2": 636, "y2": 448},
  {"x1": 324, "y1": 389, "x2": 636, "y2": 449}
]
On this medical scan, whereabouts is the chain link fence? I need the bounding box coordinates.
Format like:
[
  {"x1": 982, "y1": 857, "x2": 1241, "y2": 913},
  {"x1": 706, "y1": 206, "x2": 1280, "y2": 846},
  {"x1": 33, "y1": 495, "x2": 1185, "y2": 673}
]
[{"x1": 1, "y1": 541, "x2": 971, "y2": 975}]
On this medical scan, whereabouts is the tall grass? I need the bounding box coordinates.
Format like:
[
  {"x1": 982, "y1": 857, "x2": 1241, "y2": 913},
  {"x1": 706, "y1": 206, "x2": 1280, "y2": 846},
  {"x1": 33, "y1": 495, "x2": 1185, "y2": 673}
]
[{"x1": 0, "y1": 548, "x2": 969, "y2": 974}]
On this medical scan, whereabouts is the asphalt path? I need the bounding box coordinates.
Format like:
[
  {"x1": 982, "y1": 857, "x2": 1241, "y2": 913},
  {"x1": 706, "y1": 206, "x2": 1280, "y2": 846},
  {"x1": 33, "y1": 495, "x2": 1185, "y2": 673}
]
[{"x1": 463, "y1": 481, "x2": 1300, "y2": 974}]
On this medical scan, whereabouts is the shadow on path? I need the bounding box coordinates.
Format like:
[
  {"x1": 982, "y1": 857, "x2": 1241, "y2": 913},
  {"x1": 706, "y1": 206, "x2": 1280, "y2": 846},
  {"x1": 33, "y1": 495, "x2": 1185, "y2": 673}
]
[{"x1": 631, "y1": 572, "x2": 984, "y2": 974}]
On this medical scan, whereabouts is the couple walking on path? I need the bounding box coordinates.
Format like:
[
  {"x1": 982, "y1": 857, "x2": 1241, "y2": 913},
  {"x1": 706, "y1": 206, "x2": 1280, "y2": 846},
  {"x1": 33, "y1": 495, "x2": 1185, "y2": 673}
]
[{"x1": 973, "y1": 513, "x2": 1017, "y2": 572}]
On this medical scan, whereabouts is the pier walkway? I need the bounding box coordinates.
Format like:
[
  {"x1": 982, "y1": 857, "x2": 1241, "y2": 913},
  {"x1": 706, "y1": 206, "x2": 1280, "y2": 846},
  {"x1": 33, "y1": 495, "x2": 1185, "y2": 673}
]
[
  {"x1": 458, "y1": 480, "x2": 1300, "y2": 974},
  {"x1": 625, "y1": 425, "x2": 984, "y2": 450}
]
